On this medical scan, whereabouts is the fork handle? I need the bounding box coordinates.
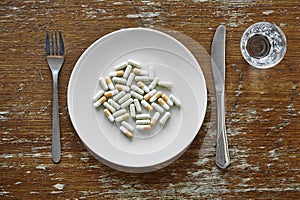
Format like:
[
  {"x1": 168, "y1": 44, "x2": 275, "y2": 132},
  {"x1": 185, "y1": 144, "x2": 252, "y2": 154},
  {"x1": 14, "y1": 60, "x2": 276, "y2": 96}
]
[{"x1": 52, "y1": 72, "x2": 61, "y2": 163}]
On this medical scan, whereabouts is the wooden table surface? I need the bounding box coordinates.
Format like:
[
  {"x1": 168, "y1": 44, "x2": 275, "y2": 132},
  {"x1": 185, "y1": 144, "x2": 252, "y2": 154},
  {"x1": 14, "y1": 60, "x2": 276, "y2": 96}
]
[{"x1": 1, "y1": 0, "x2": 299, "y2": 199}]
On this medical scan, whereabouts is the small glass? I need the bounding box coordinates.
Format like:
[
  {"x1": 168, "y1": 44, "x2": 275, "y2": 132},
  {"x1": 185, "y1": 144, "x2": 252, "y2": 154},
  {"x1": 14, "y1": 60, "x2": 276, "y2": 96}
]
[{"x1": 240, "y1": 22, "x2": 287, "y2": 69}]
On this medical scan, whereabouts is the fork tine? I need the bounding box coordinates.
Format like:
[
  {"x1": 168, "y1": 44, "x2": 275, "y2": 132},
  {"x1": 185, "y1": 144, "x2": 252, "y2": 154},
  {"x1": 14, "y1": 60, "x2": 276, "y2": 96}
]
[
  {"x1": 59, "y1": 31, "x2": 64, "y2": 55},
  {"x1": 45, "y1": 32, "x2": 50, "y2": 55},
  {"x1": 51, "y1": 32, "x2": 55, "y2": 55},
  {"x1": 55, "y1": 31, "x2": 58, "y2": 55}
]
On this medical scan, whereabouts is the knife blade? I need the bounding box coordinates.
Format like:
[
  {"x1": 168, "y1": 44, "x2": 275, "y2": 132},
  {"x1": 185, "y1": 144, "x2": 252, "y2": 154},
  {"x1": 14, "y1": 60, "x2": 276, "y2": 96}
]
[{"x1": 211, "y1": 25, "x2": 230, "y2": 169}]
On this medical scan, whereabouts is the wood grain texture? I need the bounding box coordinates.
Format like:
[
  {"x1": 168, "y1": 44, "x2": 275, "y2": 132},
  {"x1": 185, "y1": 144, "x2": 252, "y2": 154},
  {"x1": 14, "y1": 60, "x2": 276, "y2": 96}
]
[{"x1": 1, "y1": 0, "x2": 299, "y2": 199}]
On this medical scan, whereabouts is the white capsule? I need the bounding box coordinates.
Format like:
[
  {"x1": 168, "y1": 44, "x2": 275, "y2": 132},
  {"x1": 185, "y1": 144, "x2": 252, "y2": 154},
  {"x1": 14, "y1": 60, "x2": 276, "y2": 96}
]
[
  {"x1": 93, "y1": 89, "x2": 104, "y2": 102},
  {"x1": 130, "y1": 91, "x2": 144, "y2": 101},
  {"x1": 134, "y1": 99, "x2": 142, "y2": 113},
  {"x1": 120, "y1": 126, "x2": 133, "y2": 139},
  {"x1": 137, "y1": 81, "x2": 150, "y2": 93},
  {"x1": 109, "y1": 70, "x2": 124, "y2": 77},
  {"x1": 159, "y1": 112, "x2": 170, "y2": 126},
  {"x1": 169, "y1": 94, "x2": 181, "y2": 107},
  {"x1": 121, "y1": 121, "x2": 135, "y2": 132},
  {"x1": 112, "y1": 108, "x2": 126, "y2": 118},
  {"x1": 93, "y1": 96, "x2": 107, "y2": 108},
  {"x1": 149, "y1": 91, "x2": 162, "y2": 102},
  {"x1": 144, "y1": 89, "x2": 157, "y2": 101},
  {"x1": 158, "y1": 81, "x2": 172, "y2": 89},
  {"x1": 149, "y1": 66, "x2": 155, "y2": 80},
  {"x1": 104, "y1": 89, "x2": 119, "y2": 98},
  {"x1": 129, "y1": 103, "x2": 136, "y2": 118},
  {"x1": 151, "y1": 102, "x2": 164, "y2": 113},
  {"x1": 112, "y1": 77, "x2": 127, "y2": 84},
  {"x1": 120, "y1": 98, "x2": 133, "y2": 109},
  {"x1": 126, "y1": 72, "x2": 135, "y2": 86},
  {"x1": 136, "y1": 125, "x2": 151, "y2": 131},
  {"x1": 136, "y1": 119, "x2": 150, "y2": 125},
  {"x1": 123, "y1": 64, "x2": 132, "y2": 79},
  {"x1": 162, "y1": 94, "x2": 174, "y2": 106},
  {"x1": 105, "y1": 76, "x2": 115, "y2": 90},
  {"x1": 135, "y1": 76, "x2": 150, "y2": 82},
  {"x1": 127, "y1": 59, "x2": 141, "y2": 68},
  {"x1": 114, "y1": 61, "x2": 127, "y2": 70},
  {"x1": 115, "y1": 113, "x2": 130, "y2": 123},
  {"x1": 150, "y1": 112, "x2": 160, "y2": 126},
  {"x1": 158, "y1": 98, "x2": 170, "y2": 110},
  {"x1": 136, "y1": 113, "x2": 151, "y2": 120},
  {"x1": 133, "y1": 68, "x2": 149, "y2": 76},
  {"x1": 104, "y1": 109, "x2": 114, "y2": 122},
  {"x1": 131, "y1": 85, "x2": 144, "y2": 95},
  {"x1": 113, "y1": 91, "x2": 126, "y2": 101},
  {"x1": 108, "y1": 99, "x2": 121, "y2": 110},
  {"x1": 103, "y1": 102, "x2": 116, "y2": 113},
  {"x1": 141, "y1": 100, "x2": 153, "y2": 112},
  {"x1": 148, "y1": 77, "x2": 159, "y2": 90},
  {"x1": 118, "y1": 93, "x2": 131, "y2": 104},
  {"x1": 115, "y1": 84, "x2": 130, "y2": 92},
  {"x1": 99, "y1": 77, "x2": 108, "y2": 91}
]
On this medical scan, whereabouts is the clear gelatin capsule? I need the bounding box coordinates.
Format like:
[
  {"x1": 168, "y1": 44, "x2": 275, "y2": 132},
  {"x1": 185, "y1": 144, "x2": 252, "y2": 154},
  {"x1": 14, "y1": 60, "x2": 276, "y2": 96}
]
[
  {"x1": 136, "y1": 119, "x2": 151, "y2": 125},
  {"x1": 99, "y1": 77, "x2": 108, "y2": 91},
  {"x1": 148, "y1": 77, "x2": 159, "y2": 90},
  {"x1": 135, "y1": 76, "x2": 150, "y2": 82},
  {"x1": 158, "y1": 81, "x2": 172, "y2": 89},
  {"x1": 159, "y1": 112, "x2": 170, "y2": 126},
  {"x1": 112, "y1": 77, "x2": 127, "y2": 84},
  {"x1": 129, "y1": 103, "x2": 136, "y2": 118},
  {"x1": 113, "y1": 90, "x2": 126, "y2": 101},
  {"x1": 127, "y1": 59, "x2": 141, "y2": 68},
  {"x1": 112, "y1": 108, "x2": 126, "y2": 118},
  {"x1": 123, "y1": 64, "x2": 132, "y2": 79},
  {"x1": 103, "y1": 102, "x2": 116, "y2": 113},
  {"x1": 136, "y1": 113, "x2": 151, "y2": 120},
  {"x1": 134, "y1": 99, "x2": 142, "y2": 113},
  {"x1": 131, "y1": 85, "x2": 144, "y2": 95},
  {"x1": 130, "y1": 91, "x2": 144, "y2": 101},
  {"x1": 126, "y1": 72, "x2": 135, "y2": 86},
  {"x1": 114, "y1": 62, "x2": 127, "y2": 70},
  {"x1": 120, "y1": 98, "x2": 133, "y2": 109},
  {"x1": 108, "y1": 99, "x2": 121, "y2": 110},
  {"x1": 118, "y1": 93, "x2": 131, "y2": 104},
  {"x1": 169, "y1": 94, "x2": 181, "y2": 107},
  {"x1": 151, "y1": 102, "x2": 164, "y2": 113}
]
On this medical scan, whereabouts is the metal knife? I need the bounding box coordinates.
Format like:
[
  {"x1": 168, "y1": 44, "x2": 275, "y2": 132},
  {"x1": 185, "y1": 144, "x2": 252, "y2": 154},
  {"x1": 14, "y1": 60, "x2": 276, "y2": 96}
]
[{"x1": 211, "y1": 25, "x2": 230, "y2": 169}]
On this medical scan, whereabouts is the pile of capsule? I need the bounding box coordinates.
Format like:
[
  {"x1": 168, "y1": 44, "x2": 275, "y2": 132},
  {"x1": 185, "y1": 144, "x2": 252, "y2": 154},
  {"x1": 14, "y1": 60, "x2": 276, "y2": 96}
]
[{"x1": 93, "y1": 59, "x2": 181, "y2": 139}]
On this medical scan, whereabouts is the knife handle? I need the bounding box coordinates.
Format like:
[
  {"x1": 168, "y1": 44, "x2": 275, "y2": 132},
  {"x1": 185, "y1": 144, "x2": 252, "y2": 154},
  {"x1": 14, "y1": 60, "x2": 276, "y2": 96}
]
[{"x1": 215, "y1": 92, "x2": 230, "y2": 169}]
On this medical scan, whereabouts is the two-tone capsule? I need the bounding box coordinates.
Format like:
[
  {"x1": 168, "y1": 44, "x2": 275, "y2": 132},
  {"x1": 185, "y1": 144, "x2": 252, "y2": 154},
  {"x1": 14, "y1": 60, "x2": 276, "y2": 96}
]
[
  {"x1": 104, "y1": 89, "x2": 118, "y2": 98},
  {"x1": 162, "y1": 94, "x2": 174, "y2": 106},
  {"x1": 104, "y1": 109, "x2": 114, "y2": 122},
  {"x1": 105, "y1": 76, "x2": 114, "y2": 90},
  {"x1": 93, "y1": 96, "x2": 107, "y2": 108},
  {"x1": 109, "y1": 70, "x2": 124, "y2": 77},
  {"x1": 158, "y1": 98, "x2": 170, "y2": 110},
  {"x1": 133, "y1": 68, "x2": 149, "y2": 76},
  {"x1": 115, "y1": 113, "x2": 130, "y2": 123},
  {"x1": 120, "y1": 126, "x2": 133, "y2": 139},
  {"x1": 93, "y1": 89, "x2": 104, "y2": 102},
  {"x1": 137, "y1": 81, "x2": 150, "y2": 93},
  {"x1": 141, "y1": 100, "x2": 153, "y2": 112},
  {"x1": 115, "y1": 84, "x2": 130, "y2": 92},
  {"x1": 144, "y1": 89, "x2": 157, "y2": 101},
  {"x1": 149, "y1": 91, "x2": 162, "y2": 102},
  {"x1": 150, "y1": 112, "x2": 160, "y2": 126},
  {"x1": 136, "y1": 125, "x2": 151, "y2": 131}
]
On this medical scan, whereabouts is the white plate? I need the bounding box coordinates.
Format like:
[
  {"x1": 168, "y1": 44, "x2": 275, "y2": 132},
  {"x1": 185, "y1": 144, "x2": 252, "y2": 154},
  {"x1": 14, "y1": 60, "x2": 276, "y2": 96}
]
[{"x1": 68, "y1": 28, "x2": 207, "y2": 172}]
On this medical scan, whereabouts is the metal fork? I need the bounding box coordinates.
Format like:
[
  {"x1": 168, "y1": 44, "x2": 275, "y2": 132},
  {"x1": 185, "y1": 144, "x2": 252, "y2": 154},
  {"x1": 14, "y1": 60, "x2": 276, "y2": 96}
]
[{"x1": 45, "y1": 31, "x2": 65, "y2": 163}]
